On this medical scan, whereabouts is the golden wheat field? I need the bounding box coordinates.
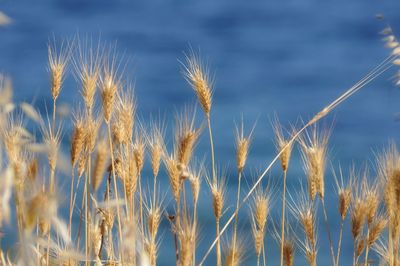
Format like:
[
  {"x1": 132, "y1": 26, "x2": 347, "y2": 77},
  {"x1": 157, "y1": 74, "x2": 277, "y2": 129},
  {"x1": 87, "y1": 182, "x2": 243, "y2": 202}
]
[{"x1": 2, "y1": 3, "x2": 400, "y2": 266}]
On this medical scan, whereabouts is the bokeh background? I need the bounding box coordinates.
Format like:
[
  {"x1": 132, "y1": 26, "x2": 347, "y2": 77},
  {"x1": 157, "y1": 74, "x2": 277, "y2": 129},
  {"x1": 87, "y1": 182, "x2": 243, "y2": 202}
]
[{"x1": 1, "y1": 0, "x2": 400, "y2": 265}]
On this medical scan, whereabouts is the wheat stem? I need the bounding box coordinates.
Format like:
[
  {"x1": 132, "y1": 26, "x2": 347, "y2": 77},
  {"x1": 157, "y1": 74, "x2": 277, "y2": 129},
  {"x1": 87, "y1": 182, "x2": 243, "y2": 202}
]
[
  {"x1": 232, "y1": 171, "x2": 242, "y2": 265},
  {"x1": 280, "y1": 170, "x2": 287, "y2": 266},
  {"x1": 336, "y1": 219, "x2": 344, "y2": 266},
  {"x1": 107, "y1": 123, "x2": 124, "y2": 262},
  {"x1": 321, "y1": 199, "x2": 336, "y2": 266},
  {"x1": 207, "y1": 117, "x2": 216, "y2": 183}
]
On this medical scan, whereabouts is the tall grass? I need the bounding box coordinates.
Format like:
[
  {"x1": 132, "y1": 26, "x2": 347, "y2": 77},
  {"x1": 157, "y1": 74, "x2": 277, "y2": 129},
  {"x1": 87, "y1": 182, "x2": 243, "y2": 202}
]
[{"x1": 0, "y1": 26, "x2": 400, "y2": 266}]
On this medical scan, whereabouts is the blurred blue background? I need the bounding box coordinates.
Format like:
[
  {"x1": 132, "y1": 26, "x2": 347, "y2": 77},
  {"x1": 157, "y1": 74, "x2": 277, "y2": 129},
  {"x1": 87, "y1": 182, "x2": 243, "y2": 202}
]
[{"x1": 1, "y1": 0, "x2": 400, "y2": 265}]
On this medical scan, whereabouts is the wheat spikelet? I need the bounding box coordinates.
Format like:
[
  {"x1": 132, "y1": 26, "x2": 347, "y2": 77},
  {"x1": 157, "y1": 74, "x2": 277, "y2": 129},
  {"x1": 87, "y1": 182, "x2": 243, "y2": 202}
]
[
  {"x1": 351, "y1": 190, "x2": 367, "y2": 240},
  {"x1": 48, "y1": 39, "x2": 70, "y2": 101},
  {"x1": 133, "y1": 132, "x2": 146, "y2": 175},
  {"x1": 182, "y1": 52, "x2": 213, "y2": 117},
  {"x1": 251, "y1": 187, "x2": 270, "y2": 232},
  {"x1": 84, "y1": 115, "x2": 101, "y2": 153},
  {"x1": 189, "y1": 165, "x2": 202, "y2": 206},
  {"x1": 70, "y1": 110, "x2": 85, "y2": 167},
  {"x1": 92, "y1": 138, "x2": 109, "y2": 192},
  {"x1": 165, "y1": 154, "x2": 181, "y2": 202},
  {"x1": 73, "y1": 37, "x2": 102, "y2": 111},
  {"x1": 175, "y1": 107, "x2": 201, "y2": 168},
  {"x1": 148, "y1": 121, "x2": 165, "y2": 178},
  {"x1": 368, "y1": 215, "x2": 387, "y2": 246},
  {"x1": 224, "y1": 236, "x2": 243, "y2": 266},
  {"x1": 100, "y1": 51, "x2": 120, "y2": 123},
  {"x1": 298, "y1": 124, "x2": 330, "y2": 201},
  {"x1": 272, "y1": 118, "x2": 293, "y2": 173},
  {"x1": 235, "y1": 119, "x2": 254, "y2": 174},
  {"x1": 282, "y1": 239, "x2": 294, "y2": 266},
  {"x1": 207, "y1": 173, "x2": 225, "y2": 220}
]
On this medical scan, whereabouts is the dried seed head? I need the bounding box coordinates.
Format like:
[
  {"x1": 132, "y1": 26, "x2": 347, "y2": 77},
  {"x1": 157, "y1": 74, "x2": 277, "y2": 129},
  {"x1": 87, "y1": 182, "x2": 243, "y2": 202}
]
[
  {"x1": 100, "y1": 53, "x2": 120, "y2": 123},
  {"x1": 273, "y1": 119, "x2": 293, "y2": 173},
  {"x1": 368, "y1": 216, "x2": 387, "y2": 246},
  {"x1": 251, "y1": 218, "x2": 264, "y2": 258},
  {"x1": 74, "y1": 40, "x2": 102, "y2": 111},
  {"x1": 351, "y1": 194, "x2": 367, "y2": 240},
  {"x1": 283, "y1": 240, "x2": 294, "y2": 266},
  {"x1": 43, "y1": 123, "x2": 62, "y2": 172},
  {"x1": 338, "y1": 188, "x2": 352, "y2": 221},
  {"x1": 362, "y1": 177, "x2": 380, "y2": 225},
  {"x1": 182, "y1": 53, "x2": 212, "y2": 116},
  {"x1": 119, "y1": 89, "x2": 136, "y2": 143},
  {"x1": 84, "y1": 115, "x2": 101, "y2": 153},
  {"x1": 208, "y1": 175, "x2": 225, "y2": 220},
  {"x1": 70, "y1": 111, "x2": 85, "y2": 167},
  {"x1": 235, "y1": 119, "x2": 254, "y2": 174},
  {"x1": 90, "y1": 223, "x2": 102, "y2": 258},
  {"x1": 134, "y1": 133, "x2": 146, "y2": 174},
  {"x1": 148, "y1": 123, "x2": 165, "y2": 178},
  {"x1": 77, "y1": 154, "x2": 86, "y2": 177},
  {"x1": 334, "y1": 167, "x2": 353, "y2": 221},
  {"x1": 48, "y1": 40, "x2": 70, "y2": 101},
  {"x1": 251, "y1": 187, "x2": 270, "y2": 232},
  {"x1": 175, "y1": 108, "x2": 201, "y2": 167},
  {"x1": 92, "y1": 138, "x2": 109, "y2": 192},
  {"x1": 378, "y1": 142, "x2": 400, "y2": 219},
  {"x1": 299, "y1": 125, "x2": 330, "y2": 201},
  {"x1": 189, "y1": 165, "x2": 202, "y2": 205},
  {"x1": 165, "y1": 155, "x2": 181, "y2": 202},
  {"x1": 147, "y1": 206, "x2": 161, "y2": 240},
  {"x1": 224, "y1": 237, "x2": 243, "y2": 266}
]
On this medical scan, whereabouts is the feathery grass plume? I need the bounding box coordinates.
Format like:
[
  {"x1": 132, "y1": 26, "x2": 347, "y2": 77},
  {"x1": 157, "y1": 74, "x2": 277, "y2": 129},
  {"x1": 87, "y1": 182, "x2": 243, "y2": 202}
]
[
  {"x1": 298, "y1": 124, "x2": 331, "y2": 201},
  {"x1": 70, "y1": 109, "x2": 85, "y2": 167},
  {"x1": 48, "y1": 38, "x2": 70, "y2": 101},
  {"x1": 182, "y1": 51, "x2": 213, "y2": 117},
  {"x1": 92, "y1": 137, "x2": 109, "y2": 192},
  {"x1": 100, "y1": 48, "x2": 120, "y2": 124},
  {"x1": 175, "y1": 106, "x2": 202, "y2": 169},
  {"x1": 73, "y1": 37, "x2": 102, "y2": 112}
]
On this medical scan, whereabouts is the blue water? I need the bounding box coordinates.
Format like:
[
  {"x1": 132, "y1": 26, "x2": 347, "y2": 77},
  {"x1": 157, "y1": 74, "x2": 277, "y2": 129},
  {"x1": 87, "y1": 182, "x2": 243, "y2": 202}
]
[{"x1": 1, "y1": 0, "x2": 400, "y2": 265}]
